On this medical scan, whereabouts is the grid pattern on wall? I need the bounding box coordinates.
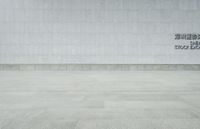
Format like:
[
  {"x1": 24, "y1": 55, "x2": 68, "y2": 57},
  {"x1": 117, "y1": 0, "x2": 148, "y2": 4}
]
[{"x1": 0, "y1": 0, "x2": 200, "y2": 64}]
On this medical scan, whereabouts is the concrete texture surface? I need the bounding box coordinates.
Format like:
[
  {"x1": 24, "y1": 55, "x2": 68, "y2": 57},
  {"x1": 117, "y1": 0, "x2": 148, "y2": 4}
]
[
  {"x1": 1, "y1": 64, "x2": 200, "y2": 71},
  {"x1": 1, "y1": 0, "x2": 200, "y2": 64},
  {"x1": 0, "y1": 71, "x2": 200, "y2": 129}
]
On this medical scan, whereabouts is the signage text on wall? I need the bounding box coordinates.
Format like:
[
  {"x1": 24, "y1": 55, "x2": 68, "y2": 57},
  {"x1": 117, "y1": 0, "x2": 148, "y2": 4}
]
[{"x1": 174, "y1": 34, "x2": 200, "y2": 50}]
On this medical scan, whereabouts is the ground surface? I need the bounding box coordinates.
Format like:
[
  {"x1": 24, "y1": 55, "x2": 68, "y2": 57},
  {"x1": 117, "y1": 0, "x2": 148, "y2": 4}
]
[{"x1": 0, "y1": 71, "x2": 200, "y2": 129}]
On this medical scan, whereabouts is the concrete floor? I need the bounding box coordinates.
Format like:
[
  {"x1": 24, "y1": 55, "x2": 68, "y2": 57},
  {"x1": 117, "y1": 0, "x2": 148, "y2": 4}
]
[{"x1": 0, "y1": 71, "x2": 200, "y2": 129}]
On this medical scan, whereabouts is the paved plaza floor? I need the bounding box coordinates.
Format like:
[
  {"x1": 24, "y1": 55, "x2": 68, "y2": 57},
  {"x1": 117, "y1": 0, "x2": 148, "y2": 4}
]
[{"x1": 0, "y1": 71, "x2": 200, "y2": 129}]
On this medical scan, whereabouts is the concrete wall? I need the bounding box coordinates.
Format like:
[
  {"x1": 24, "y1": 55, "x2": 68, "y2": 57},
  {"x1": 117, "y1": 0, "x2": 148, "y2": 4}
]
[{"x1": 0, "y1": 0, "x2": 200, "y2": 64}]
